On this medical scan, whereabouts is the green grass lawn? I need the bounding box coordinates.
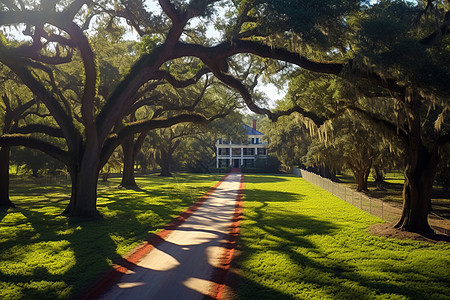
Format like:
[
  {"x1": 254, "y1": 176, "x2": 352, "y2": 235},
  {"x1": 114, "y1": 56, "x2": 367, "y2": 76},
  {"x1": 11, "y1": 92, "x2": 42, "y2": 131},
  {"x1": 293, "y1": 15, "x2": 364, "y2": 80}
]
[
  {"x1": 236, "y1": 174, "x2": 450, "y2": 300},
  {"x1": 0, "y1": 173, "x2": 220, "y2": 300}
]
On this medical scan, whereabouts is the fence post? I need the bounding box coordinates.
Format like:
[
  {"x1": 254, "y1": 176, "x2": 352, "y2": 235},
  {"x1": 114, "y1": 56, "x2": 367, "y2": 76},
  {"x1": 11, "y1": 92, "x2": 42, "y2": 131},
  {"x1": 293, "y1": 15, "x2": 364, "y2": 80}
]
[{"x1": 360, "y1": 193, "x2": 362, "y2": 209}]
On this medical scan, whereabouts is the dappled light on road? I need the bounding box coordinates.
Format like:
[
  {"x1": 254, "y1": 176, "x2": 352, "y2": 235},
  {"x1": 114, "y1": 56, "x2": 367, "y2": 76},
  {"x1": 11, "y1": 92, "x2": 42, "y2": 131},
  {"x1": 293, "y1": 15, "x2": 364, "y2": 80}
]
[{"x1": 99, "y1": 173, "x2": 242, "y2": 300}]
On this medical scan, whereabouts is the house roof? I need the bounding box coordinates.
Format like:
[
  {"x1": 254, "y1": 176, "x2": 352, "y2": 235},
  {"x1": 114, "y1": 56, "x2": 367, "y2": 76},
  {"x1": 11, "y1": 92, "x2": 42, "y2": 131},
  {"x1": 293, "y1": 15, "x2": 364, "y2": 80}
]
[{"x1": 243, "y1": 124, "x2": 264, "y2": 135}]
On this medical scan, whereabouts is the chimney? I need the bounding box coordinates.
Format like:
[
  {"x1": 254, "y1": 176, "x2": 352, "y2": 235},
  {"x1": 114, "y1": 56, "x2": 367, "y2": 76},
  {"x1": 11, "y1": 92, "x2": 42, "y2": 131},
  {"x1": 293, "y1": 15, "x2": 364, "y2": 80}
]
[{"x1": 252, "y1": 119, "x2": 256, "y2": 130}]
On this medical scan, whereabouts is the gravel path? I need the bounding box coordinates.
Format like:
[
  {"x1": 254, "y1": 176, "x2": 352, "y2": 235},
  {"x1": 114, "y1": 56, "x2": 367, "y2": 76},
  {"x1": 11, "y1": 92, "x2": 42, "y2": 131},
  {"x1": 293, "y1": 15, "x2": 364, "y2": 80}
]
[{"x1": 98, "y1": 172, "x2": 242, "y2": 300}]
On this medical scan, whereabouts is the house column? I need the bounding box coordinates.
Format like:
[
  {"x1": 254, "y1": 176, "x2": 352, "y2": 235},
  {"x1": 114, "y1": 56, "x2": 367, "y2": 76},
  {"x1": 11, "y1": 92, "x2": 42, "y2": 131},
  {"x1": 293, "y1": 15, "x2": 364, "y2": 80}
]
[
  {"x1": 229, "y1": 147, "x2": 232, "y2": 167},
  {"x1": 241, "y1": 147, "x2": 244, "y2": 167},
  {"x1": 216, "y1": 146, "x2": 219, "y2": 168}
]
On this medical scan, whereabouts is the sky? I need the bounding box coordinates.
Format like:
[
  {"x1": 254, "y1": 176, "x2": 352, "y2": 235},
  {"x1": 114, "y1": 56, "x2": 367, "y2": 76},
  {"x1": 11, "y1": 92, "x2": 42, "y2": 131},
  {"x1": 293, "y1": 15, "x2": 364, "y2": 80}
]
[{"x1": 258, "y1": 84, "x2": 286, "y2": 109}]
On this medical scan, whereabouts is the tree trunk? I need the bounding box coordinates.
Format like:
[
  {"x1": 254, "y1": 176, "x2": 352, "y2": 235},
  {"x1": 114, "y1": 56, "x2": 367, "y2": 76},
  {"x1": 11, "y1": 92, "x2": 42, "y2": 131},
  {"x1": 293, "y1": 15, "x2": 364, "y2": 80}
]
[
  {"x1": 0, "y1": 146, "x2": 15, "y2": 209},
  {"x1": 357, "y1": 176, "x2": 368, "y2": 192},
  {"x1": 350, "y1": 164, "x2": 370, "y2": 192},
  {"x1": 120, "y1": 136, "x2": 137, "y2": 187},
  {"x1": 318, "y1": 165, "x2": 334, "y2": 180},
  {"x1": 444, "y1": 177, "x2": 449, "y2": 193},
  {"x1": 159, "y1": 161, "x2": 172, "y2": 177},
  {"x1": 136, "y1": 152, "x2": 148, "y2": 173},
  {"x1": 373, "y1": 166, "x2": 385, "y2": 183},
  {"x1": 63, "y1": 148, "x2": 101, "y2": 218},
  {"x1": 353, "y1": 169, "x2": 369, "y2": 192},
  {"x1": 394, "y1": 139, "x2": 437, "y2": 235},
  {"x1": 102, "y1": 170, "x2": 109, "y2": 182},
  {"x1": 159, "y1": 151, "x2": 172, "y2": 177}
]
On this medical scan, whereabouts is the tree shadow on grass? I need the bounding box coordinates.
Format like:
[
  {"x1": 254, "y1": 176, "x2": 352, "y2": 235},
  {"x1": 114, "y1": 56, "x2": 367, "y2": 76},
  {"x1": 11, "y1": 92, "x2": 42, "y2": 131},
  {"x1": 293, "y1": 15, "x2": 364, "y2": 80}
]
[
  {"x1": 242, "y1": 174, "x2": 291, "y2": 183},
  {"x1": 2, "y1": 173, "x2": 226, "y2": 299},
  {"x1": 236, "y1": 209, "x2": 352, "y2": 299},
  {"x1": 106, "y1": 185, "x2": 195, "y2": 200},
  {"x1": 225, "y1": 267, "x2": 299, "y2": 300},
  {"x1": 117, "y1": 185, "x2": 146, "y2": 193},
  {"x1": 236, "y1": 191, "x2": 449, "y2": 300},
  {"x1": 0, "y1": 205, "x2": 122, "y2": 300},
  {"x1": 0, "y1": 191, "x2": 184, "y2": 299},
  {"x1": 97, "y1": 184, "x2": 207, "y2": 225},
  {"x1": 0, "y1": 208, "x2": 8, "y2": 222},
  {"x1": 98, "y1": 192, "x2": 191, "y2": 222},
  {"x1": 245, "y1": 189, "x2": 304, "y2": 203}
]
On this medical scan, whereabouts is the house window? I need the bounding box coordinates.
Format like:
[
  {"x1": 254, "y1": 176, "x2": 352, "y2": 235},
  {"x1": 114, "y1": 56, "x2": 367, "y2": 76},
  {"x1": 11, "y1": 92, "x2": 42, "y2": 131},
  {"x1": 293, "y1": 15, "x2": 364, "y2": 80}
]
[
  {"x1": 232, "y1": 148, "x2": 241, "y2": 156},
  {"x1": 219, "y1": 159, "x2": 230, "y2": 168},
  {"x1": 243, "y1": 148, "x2": 255, "y2": 156},
  {"x1": 218, "y1": 148, "x2": 230, "y2": 155},
  {"x1": 255, "y1": 138, "x2": 259, "y2": 144},
  {"x1": 257, "y1": 148, "x2": 266, "y2": 155},
  {"x1": 251, "y1": 138, "x2": 254, "y2": 144}
]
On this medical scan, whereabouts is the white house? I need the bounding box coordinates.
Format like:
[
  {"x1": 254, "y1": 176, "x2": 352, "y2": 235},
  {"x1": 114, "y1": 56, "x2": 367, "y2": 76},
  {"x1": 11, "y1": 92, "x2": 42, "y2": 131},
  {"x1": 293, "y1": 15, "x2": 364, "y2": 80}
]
[{"x1": 216, "y1": 120, "x2": 268, "y2": 168}]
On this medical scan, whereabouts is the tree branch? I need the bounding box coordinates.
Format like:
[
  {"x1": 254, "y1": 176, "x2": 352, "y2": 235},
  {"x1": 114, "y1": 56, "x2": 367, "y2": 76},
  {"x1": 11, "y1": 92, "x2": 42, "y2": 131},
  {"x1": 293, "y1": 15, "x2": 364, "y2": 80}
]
[
  {"x1": 210, "y1": 68, "x2": 272, "y2": 116},
  {"x1": 11, "y1": 124, "x2": 65, "y2": 138},
  {"x1": 65, "y1": 0, "x2": 93, "y2": 19},
  {"x1": 157, "y1": 76, "x2": 210, "y2": 112},
  {"x1": 0, "y1": 45, "x2": 81, "y2": 151},
  {"x1": 347, "y1": 105, "x2": 409, "y2": 143},
  {"x1": 132, "y1": 130, "x2": 150, "y2": 159},
  {"x1": 126, "y1": 95, "x2": 160, "y2": 116},
  {"x1": 2, "y1": 96, "x2": 35, "y2": 130},
  {"x1": 158, "y1": 0, "x2": 181, "y2": 23},
  {"x1": 95, "y1": 45, "x2": 168, "y2": 142},
  {"x1": 100, "y1": 113, "x2": 215, "y2": 168},
  {"x1": 0, "y1": 9, "x2": 96, "y2": 136},
  {"x1": 173, "y1": 40, "x2": 344, "y2": 75},
  {"x1": 14, "y1": 29, "x2": 75, "y2": 65},
  {"x1": 156, "y1": 67, "x2": 210, "y2": 88},
  {"x1": 420, "y1": 11, "x2": 450, "y2": 47},
  {"x1": 62, "y1": 21, "x2": 97, "y2": 133},
  {"x1": 0, "y1": 134, "x2": 72, "y2": 164}
]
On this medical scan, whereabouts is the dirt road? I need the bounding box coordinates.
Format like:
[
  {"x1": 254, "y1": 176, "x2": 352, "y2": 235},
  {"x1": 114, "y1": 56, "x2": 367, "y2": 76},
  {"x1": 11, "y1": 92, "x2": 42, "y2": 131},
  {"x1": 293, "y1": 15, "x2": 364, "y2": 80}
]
[{"x1": 98, "y1": 172, "x2": 242, "y2": 300}]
